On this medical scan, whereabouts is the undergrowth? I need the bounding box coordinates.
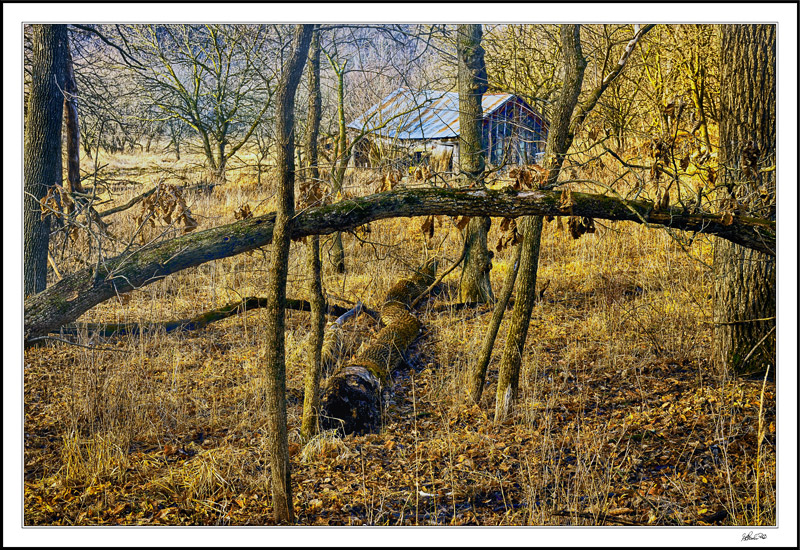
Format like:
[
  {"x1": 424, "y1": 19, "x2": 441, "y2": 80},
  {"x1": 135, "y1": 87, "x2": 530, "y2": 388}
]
[{"x1": 23, "y1": 148, "x2": 776, "y2": 526}]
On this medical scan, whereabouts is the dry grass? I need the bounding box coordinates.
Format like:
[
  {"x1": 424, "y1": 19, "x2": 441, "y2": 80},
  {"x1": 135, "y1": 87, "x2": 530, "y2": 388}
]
[{"x1": 24, "y1": 148, "x2": 776, "y2": 526}]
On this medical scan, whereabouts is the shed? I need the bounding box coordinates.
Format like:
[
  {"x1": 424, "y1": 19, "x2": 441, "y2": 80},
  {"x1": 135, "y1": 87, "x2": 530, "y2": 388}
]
[{"x1": 347, "y1": 87, "x2": 549, "y2": 171}]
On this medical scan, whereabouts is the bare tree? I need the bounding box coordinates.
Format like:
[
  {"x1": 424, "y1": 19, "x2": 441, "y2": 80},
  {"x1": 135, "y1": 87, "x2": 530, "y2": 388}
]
[
  {"x1": 300, "y1": 28, "x2": 326, "y2": 442},
  {"x1": 82, "y1": 24, "x2": 280, "y2": 183},
  {"x1": 261, "y1": 23, "x2": 313, "y2": 524},
  {"x1": 24, "y1": 24, "x2": 66, "y2": 296},
  {"x1": 457, "y1": 24, "x2": 494, "y2": 303},
  {"x1": 492, "y1": 24, "x2": 654, "y2": 420}
]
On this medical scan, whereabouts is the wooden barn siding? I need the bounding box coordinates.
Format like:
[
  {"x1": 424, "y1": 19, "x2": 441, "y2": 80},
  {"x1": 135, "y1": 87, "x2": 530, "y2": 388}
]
[{"x1": 482, "y1": 98, "x2": 548, "y2": 166}]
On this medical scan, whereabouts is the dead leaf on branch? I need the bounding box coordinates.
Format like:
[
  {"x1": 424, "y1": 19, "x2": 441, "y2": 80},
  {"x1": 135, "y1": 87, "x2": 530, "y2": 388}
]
[
  {"x1": 559, "y1": 187, "x2": 575, "y2": 211},
  {"x1": 567, "y1": 216, "x2": 595, "y2": 240},
  {"x1": 420, "y1": 216, "x2": 435, "y2": 240},
  {"x1": 136, "y1": 183, "x2": 198, "y2": 243},
  {"x1": 234, "y1": 204, "x2": 252, "y2": 220}
]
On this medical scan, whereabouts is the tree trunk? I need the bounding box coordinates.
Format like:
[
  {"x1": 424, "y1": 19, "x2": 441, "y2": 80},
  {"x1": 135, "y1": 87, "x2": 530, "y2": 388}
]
[
  {"x1": 494, "y1": 25, "x2": 586, "y2": 421},
  {"x1": 494, "y1": 216, "x2": 543, "y2": 420},
  {"x1": 456, "y1": 24, "x2": 493, "y2": 303},
  {"x1": 261, "y1": 24, "x2": 312, "y2": 525},
  {"x1": 300, "y1": 29, "x2": 326, "y2": 442},
  {"x1": 328, "y1": 56, "x2": 350, "y2": 273},
  {"x1": 713, "y1": 25, "x2": 776, "y2": 376},
  {"x1": 468, "y1": 241, "x2": 523, "y2": 403},
  {"x1": 24, "y1": 186, "x2": 775, "y2": 346},
  {"x1": 24, "y1": 24, "x2": 66, "y2": 297},
  {"x1": 63, "y1": 41, "x2": 83, "y2": 205},
  {"x1": 459, "y1": 216, "x2": 494, "y2": 302}
]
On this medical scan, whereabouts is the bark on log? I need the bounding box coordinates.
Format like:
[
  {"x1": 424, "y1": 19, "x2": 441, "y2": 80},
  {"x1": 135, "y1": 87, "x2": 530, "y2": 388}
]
[
  {"x1": 319, "y1": 261, "x2": 437, "y2": 435},
  {"x1": 24, "y1": 187, "x2": 775, "y2": 344}
]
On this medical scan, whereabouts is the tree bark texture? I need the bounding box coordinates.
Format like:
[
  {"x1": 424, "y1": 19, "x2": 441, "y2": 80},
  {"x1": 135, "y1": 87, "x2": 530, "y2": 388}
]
[
  {"x1": 63, "y1": 41, "x2": 84, "y2": 201},
  {"x1": 493, "y1": 25, "x2": 586, "y2": 420},
  {"x1": 468, "y1": 241, "x2": 523, "y2": 403},
  {"x1": 543, "y1": 25, "x2": 587, "y2": 186},
  {"x1": 457, "y1": 24, "x2": 487, "y2": 179},
  {"x1": 330, "y1": 57, "x2": 348, "y2": 274},
  {"x1": 320, "y1": 261, "x2": 437, "y2": 435},
  {"x1": 494, "y1": 216, "x2": 544, "y2": 421},
  {"x1": 456, "y1": 24, "x2": 493, "y2": 303},
  {"x1": 24, "y1": 186, "x2": 775, "y2": 346},
  {"x1": 713, "y1": 24, "x2": 776, "y2": 376},
  {"x1": 459, "y1": 216, "x2": 494, "y2": 302},
  {"x1": 24, "y1": 24, "x2": 67, "y2": 296},
  {"x1": 261, "y1": 24, "x2": 312, "y2": 525},
  {"x1": 301, "y1": 30, "x2": 327, "y2": 442}
]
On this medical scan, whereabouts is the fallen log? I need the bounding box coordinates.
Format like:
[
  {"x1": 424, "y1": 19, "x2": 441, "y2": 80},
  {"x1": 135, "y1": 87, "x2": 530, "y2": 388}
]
[
  {"x1": 319, "y1": 301, "x2": 365, "y2": 376},
  {"x1": 42, "y1": 297, "x2": 354, "y2": 339},
  {"x1": 320, "y1": 260, "x2": 437, "y2": 435},
  {"x1": 24, "y1": 187, "x2": 775, "y2": 344}
]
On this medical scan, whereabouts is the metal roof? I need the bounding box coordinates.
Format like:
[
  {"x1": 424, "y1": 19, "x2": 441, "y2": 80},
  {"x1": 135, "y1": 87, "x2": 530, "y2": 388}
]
[{"x1": 347, "y1": 87, "x2": 524, "y2": 140}]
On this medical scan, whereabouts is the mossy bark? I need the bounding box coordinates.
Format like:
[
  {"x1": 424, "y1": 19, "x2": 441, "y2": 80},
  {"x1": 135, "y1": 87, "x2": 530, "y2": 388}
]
[
  {"x1": 320, "y1": 261, "x2": 436, "y2": 435},
  {"x1": 468, "y1": 241, "x2": 523, "y2": 403},
  {"x1": 494, "y1": 216, "x2": 544, "y2": 421},
  {"x1": 24, "y1": 186, "x2": 775, "y2": 346},
  {"x1": 493, "y1": 25, "x2": 585, "y2": 421}
]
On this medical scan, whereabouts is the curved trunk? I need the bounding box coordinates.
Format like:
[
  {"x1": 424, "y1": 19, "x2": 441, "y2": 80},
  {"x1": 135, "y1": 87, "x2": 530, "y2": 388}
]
[
  {"x1": 713, "y1": 25, "x2": 776, "y2": 376},
  {"x1": 261, "y1": 24, "x2": 313, "y2": 524},
  {"x1": 24, "y1": 186, "x2": 775, "y2": 346}
]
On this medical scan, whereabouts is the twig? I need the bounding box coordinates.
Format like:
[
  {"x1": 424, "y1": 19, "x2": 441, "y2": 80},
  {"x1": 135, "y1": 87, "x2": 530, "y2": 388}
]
[
  {"x1": 738, "y1": 326, "x2": 776, "y2": 370},
  {"x1": 26, "y1": 335, "x2": 132, "y2": 353},
  {"x1": 550, "y1": 509, "x2": 642, "y2": 526},
  {"x1": 97, "y1": 186, "x2": 157, "y2": 217},
  {"x1": 409, "y1": 248, "x2": 466, "y2": 310}
]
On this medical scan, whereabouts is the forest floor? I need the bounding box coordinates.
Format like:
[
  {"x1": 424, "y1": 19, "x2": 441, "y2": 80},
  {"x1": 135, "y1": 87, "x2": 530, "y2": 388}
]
[{"x1": 23, "y1": 151, "x2": 777, "y2": 526}]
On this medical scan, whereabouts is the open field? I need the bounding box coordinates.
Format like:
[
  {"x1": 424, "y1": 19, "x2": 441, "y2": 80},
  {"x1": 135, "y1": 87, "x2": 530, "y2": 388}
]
[{"x1": 23, "y1": 150, "x2": 776, "y2": 526}]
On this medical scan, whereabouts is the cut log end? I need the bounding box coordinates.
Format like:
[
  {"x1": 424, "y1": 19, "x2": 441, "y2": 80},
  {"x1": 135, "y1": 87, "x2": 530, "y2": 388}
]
[{"x1": 320, "y1": 365, "x2": 382, "y2": 435}]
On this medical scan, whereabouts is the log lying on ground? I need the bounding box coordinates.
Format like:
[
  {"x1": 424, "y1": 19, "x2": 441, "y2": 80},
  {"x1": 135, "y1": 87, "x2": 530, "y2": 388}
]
[
  {"x1": 49, "y1": 297, "x2": 355, "y2": 338},
  {"x1": 319, "y1": 301, "x2": 367, "y2": 376},
  {"x1": 320, "y1": 260, "x2": 437, "y2": 435},
  {"x1": 24, "y1": 187, "x2": 775, "y2": 344}
]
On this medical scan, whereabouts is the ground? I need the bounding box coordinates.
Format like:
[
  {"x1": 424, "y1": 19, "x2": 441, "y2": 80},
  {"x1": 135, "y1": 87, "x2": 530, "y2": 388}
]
[{"x1": 23, "y1": 150, "x2": 776, "y2": 526}]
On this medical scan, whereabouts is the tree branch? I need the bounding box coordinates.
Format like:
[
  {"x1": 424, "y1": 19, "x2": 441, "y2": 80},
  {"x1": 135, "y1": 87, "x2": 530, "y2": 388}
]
[{"x1": 24, "y1": 186, "x2": 775, "y2": 344}]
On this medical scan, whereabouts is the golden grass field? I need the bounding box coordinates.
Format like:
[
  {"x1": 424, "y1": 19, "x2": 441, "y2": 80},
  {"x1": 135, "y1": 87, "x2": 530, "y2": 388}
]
[{"x1": 23, "y1": 148, "x2": 776, "y2": 526}]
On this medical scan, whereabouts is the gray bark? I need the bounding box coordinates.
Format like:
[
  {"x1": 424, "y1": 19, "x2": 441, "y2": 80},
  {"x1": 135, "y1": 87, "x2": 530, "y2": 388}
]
[
  {"x1": 713, "y1": 24, "x2": 776, "y2": 376},
  {"x1": 24, "y1": 24, "x2": 67, "y2": 296}
]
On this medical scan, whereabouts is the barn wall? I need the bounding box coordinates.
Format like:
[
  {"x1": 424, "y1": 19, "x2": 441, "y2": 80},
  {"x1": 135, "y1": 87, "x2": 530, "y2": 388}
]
[{"x1": 482, "y1": 98, "x2": 548, "y2": 166}]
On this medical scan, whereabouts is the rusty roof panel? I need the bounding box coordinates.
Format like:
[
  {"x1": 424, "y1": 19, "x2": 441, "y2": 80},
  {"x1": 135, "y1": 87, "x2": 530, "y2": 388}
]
[{"x1": 348, "y1": 88, "x2": 528, "y2": 140}]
